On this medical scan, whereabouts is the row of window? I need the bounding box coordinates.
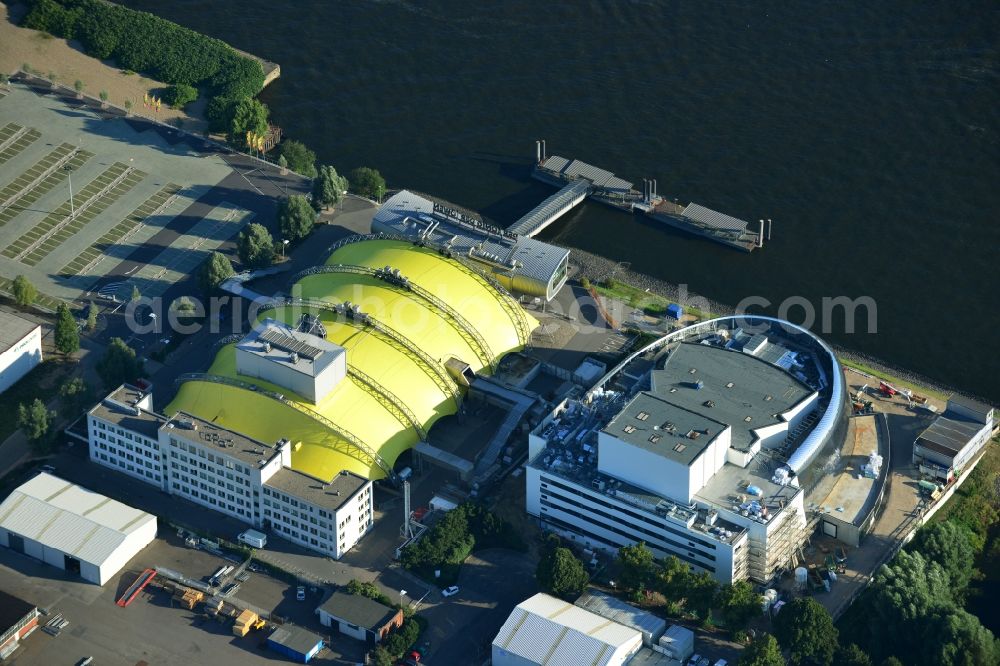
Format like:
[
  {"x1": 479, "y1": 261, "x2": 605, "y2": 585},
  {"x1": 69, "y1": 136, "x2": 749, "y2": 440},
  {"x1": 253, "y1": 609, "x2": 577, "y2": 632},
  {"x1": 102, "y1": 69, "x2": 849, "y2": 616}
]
[
  {"x1": 541, "y1": 475, "x2": 720, "y2": 551},
  {"x1": 94, "y1": 453, "x2": 161, "y2": 483}
]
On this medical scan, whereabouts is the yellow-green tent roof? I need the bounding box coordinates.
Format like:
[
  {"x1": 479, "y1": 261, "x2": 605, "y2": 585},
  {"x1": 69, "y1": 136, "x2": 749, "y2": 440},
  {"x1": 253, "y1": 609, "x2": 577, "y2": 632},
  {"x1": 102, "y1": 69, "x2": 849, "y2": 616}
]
[{"x1": 167, "y1": 239, "x2": 536, "y2": 481}]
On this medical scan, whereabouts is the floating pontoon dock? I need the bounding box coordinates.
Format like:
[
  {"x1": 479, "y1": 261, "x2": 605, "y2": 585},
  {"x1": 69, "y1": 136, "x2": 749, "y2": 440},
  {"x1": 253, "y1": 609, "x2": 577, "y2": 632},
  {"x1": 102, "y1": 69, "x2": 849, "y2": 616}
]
[{"x1": 518, "y1": 140, "x2": 768, "y2": 252}]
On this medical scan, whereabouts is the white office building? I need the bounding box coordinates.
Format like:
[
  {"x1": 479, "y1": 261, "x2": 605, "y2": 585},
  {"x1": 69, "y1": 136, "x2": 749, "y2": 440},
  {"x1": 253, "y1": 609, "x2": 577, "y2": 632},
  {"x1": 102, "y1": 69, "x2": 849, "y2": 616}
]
[
  {"x1": 86, "y1": 385, "x2": 374, "y2": 559},
  {"x1": 527, "y1": 318, "x2": 849, "y2": 584},
  {"x1": 0, "y1": 473, "x2": 156, "y2": 585},
  {"x1": 0, "y1": 312, "x2": 42, "y2": 394}
]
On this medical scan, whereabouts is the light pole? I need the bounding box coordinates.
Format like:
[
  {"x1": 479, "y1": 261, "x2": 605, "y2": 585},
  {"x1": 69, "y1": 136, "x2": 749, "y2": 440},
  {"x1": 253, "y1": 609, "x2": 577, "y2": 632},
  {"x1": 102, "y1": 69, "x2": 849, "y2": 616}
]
[
  {"x1": 64, "y1": 164, "x2": 75, "y2": 218},
  {"x1": 282, "y1": 239, "x2": 289, "y2": 259},
  {"x1": 399, "y1": 589, "x2": 407, "y2": 609}
]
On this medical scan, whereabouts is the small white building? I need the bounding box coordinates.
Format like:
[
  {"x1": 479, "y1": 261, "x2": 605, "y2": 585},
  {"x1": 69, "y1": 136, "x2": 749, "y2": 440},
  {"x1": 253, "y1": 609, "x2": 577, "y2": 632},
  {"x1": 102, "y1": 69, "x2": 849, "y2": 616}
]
[
  {"x1": 0, "y1": 473, "x2": 156, "y2": 585},
  {"x1": 235, "y1": 318, "x2": 346, "y2": 404},
  {"x1": 0, "y1": 312, "x2": 42, "y2": 394},
  {"x1": 913, "y1": 395, "x2": 994, "y2": 482},
  {"x1": 316, "y1": 590, "x2": 403, "y2": 644},
  {"x1": 492, "y1": 593, "x2": 643, "y2": 666}
]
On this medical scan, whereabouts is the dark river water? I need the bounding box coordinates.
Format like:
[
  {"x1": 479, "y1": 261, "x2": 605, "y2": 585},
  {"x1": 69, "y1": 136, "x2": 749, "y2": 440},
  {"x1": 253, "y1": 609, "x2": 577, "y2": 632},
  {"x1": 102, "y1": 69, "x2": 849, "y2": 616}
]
[{"x1": 124, "y1": 0, "x2": 1000, "y2": 401}]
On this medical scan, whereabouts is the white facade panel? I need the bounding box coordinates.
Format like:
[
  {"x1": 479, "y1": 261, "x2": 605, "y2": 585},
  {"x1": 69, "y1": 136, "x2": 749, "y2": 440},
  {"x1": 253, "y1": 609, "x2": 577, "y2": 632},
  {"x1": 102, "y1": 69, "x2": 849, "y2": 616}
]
[
  {"x1": 598, "y1": 432, "x2": 693, "y2": 503},
  {"x1": 0, "y1": 325, "x2": 42, "y2": 394}
]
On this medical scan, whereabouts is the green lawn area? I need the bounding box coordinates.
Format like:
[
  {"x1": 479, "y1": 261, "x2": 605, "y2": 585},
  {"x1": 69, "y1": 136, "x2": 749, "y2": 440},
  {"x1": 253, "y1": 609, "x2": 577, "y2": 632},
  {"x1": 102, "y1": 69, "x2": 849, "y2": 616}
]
[
  {"x1": 591, "y1": 279, "x2": 711, "y2": 320},
  {"x1": 0, "y1": 359, "x2": 76, "y2": 442},
  {"x1": 838, "y1": 357, "x2": 952, "y2": 403}
]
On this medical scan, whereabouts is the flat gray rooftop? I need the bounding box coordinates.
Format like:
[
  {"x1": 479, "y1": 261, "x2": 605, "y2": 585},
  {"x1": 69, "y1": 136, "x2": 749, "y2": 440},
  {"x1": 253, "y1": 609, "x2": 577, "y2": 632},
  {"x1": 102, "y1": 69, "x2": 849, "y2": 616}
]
[
  {"x1": 0, "y1": 310, "x2": 38, "y2": 353},
  {"x1": 602, "y1": 391, "x2": 727, "y2": 466},
  {"x1": 695, "y1": 454, "x2": 800, "y2": 514},
  {"x1": 90, "y1": 384, "x2": 165, "y2": 439},
  {"x1": 164, "y1": 411, "x2": 282, "y2": 468},
  {"x1": 264, "y1": 467, "x2": 366, "y2": 510},
  {"x1": 651, "y1": 343, "x2": 815, "y2": 451},
  {"x1": 238, "y1": 318, "x2": 344, "y2": 378},
  {"x1": 372, "y1": 190, "x2": 569, "y2": 287}
]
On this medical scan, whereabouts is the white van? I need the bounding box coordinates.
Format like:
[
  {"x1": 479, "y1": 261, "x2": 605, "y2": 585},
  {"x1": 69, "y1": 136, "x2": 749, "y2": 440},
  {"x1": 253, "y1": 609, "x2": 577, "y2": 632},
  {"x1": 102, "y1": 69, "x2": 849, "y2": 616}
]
[{"x1": 238, "y1": 529, "x2": 267, "y2": 548}]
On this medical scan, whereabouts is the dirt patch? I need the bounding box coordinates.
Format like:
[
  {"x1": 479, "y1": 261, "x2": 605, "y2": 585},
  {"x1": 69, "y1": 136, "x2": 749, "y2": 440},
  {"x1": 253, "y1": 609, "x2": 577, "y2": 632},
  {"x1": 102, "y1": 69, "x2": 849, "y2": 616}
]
[{"x1": 0, "y1": 3, "x2": 206, "y2": 132}]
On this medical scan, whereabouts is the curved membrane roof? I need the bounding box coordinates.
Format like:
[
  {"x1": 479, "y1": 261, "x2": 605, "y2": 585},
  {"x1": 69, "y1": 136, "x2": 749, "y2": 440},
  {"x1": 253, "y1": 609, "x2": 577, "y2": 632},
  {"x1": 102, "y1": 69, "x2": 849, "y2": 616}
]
[{"x1": 168, "y1": 239, "x2": 535, "y2": 481}]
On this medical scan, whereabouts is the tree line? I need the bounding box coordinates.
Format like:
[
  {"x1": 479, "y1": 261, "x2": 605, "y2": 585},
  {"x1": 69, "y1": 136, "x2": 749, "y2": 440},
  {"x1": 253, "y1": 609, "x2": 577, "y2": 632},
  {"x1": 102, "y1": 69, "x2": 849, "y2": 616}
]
[{"x1": 22, "y1": 0, "x2": 264, "y2": 113}]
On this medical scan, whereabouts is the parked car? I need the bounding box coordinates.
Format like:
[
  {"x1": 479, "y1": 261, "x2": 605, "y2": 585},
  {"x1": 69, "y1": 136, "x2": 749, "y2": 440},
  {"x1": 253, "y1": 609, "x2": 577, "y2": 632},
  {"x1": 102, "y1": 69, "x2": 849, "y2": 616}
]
[
  {"x1": 441, "y1": 585, "x2": 459, "y2": 597},
  {"x1": 688, "y1": 656, "x2": 702, "y2": 666},
  {"x1": 296, "y1": 586, "x2": 306, "y2": 601}
]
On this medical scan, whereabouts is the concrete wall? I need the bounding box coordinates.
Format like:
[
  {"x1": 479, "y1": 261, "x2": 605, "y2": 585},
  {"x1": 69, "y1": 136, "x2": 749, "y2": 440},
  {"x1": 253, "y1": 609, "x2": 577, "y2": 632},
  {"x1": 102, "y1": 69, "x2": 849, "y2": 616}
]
[
  {"x1": 598, "y1": 432, "x2": 692, "y2": 503},
  {"x1": 0, "y1": 326, "x2": 42, "y2": 394}
]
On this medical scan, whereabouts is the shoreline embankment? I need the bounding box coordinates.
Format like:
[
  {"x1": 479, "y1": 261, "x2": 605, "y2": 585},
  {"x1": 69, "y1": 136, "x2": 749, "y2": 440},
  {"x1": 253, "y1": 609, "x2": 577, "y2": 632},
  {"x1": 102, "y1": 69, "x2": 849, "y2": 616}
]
[{"x1": 565, "y1": 246, "x2": 977, "y2": 404}]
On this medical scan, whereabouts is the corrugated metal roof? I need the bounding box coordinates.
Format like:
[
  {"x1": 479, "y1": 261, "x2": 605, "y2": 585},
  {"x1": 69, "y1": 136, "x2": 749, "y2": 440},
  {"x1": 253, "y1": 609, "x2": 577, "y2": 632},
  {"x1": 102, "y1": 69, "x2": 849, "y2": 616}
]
[
  {"x1": 574, "y1": 588, "x2": 666, "y2": 641},
  {"x1": 917, "y1": 413, "x2": 987, "y2": 456},
  {"x1": 509, "y1": 180, "x2": 591, "y2": 236},
  {"x1": 0, "y1": 473, "x2": 155, "y2": 566},
  {"x1": 681, "y1": 203, "x2": 750, "y2": 233},
  {"x1": 540, "y1": 156, "x2": 570, "y2": 173},
  {"x1": 564, "y1": 159, "x2": 614, "y2": 187},
  {"x1": 493, "y1": 593, "x2": 642, "y2": 666}
]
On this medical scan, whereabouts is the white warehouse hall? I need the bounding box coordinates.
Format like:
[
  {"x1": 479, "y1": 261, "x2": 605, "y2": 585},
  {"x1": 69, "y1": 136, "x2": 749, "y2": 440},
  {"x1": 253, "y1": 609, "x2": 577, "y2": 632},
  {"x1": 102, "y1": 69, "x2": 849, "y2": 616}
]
[{"x1": 0, "y1": 473, "x2": 157, "y2": 585}]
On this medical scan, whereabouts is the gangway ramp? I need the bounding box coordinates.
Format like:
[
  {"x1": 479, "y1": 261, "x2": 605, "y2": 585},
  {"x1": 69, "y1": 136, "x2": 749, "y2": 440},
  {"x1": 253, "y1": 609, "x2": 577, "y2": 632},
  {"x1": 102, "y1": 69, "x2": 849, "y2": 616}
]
[
  {"x1": 508, "y1": 179, "x2": 591, "y2": 237},
  {"x1": 117, "y1": 568, "x2": 156, "y2": 607}
]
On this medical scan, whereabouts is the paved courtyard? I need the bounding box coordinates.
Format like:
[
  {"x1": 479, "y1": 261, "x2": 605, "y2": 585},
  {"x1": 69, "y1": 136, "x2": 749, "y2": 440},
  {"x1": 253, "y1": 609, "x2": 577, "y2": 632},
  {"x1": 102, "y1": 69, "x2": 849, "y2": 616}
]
[{"x1": 0, "y1": 83, "x2": 233, "y2": 304}]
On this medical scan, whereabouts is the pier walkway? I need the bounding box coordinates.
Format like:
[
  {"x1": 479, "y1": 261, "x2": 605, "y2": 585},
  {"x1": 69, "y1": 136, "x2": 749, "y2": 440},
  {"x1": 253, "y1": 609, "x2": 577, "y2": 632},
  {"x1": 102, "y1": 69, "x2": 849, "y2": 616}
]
[{"x1": 508, "y1": 179, "x2": 591, "y2": 237}]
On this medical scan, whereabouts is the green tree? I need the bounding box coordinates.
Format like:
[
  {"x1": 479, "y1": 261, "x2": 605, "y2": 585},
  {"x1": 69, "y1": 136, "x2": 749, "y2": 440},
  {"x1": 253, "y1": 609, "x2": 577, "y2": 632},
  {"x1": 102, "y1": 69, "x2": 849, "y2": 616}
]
[
  {"x1": 346, "y1": 579, "x2": 392, "y2": 607},
  {"x1": 12, "y1": 274, "x2": 37, "y2": 307},
  {"x1": 124, "y1": 98, "x2": 133, "y2": 115},
  {"x1": 48, "y1": 71, "x2": 57, "y2": 86},
  {"x1": 869, "y1": 550, "x2": 952, "y2": 633},
  {"x1": 74, "y1": 79, "x2": 84, "y2": 96},
  {"x1": 86, "y1": 300, "x2": 98, "y2": 332},
  {"x1": 616, "y1": 542, "x2": 655, "y2": 594},
  {"x1": 206, "y1": 96, "x2": 238, "y2": 133},
  {"x1": 18, "y1": 399, "x2": 54, "y2": 451},
  {"x1": 236, "y1": 223, "x2": 275, "y2": 269},
  {"x1": 163, "y1": 83, "x2": 197, "y2": 109},
  {"x1": 773, "y1": 598, "x2": 838, "y2": 666},
  {"x1": 682, "y1": 570, "x2": 719, "y2": 621},
  {"x1": 276, "y1": 140, "x2": 317, "y2": 178},
  {"x1": 277, "y1": 154, "x2": 288, "y2": 173},
  {"x1": 653, "y1": 554, "x2": 690, "y2": 602},
  {"x1": 59, "y1": 377, "x2": 93, "y2": 414},
  {"x1": 878, "y1": 658, "x2": 903, "y2": 666},
  {"x1": 54, "y1": 303, "x2": 79, "y2": 355},
  {"x1": 717, "y1": 580, "x2": 762, "y2": 631},
  {"x1": 739, "y1": 633, "x2": 785, "y2": 666},
  {"x1": 371, "y1": 646, "x2": 394, "y2": 666},
  {"x1": 949, "y1": 494, "x2": 998, "y2": 552},
  {"x1": 348, "y1": 166, "x2": 387, "y2": 201},
  {"x1": 909, "y1": 521, "x2": 976, "y2": 594},
  {"x1": 278, "y1": 195, "x2": 316, "y2": 242},
  {"x1": 130, "y1": 285, "x2": 141, "y2": 303},
  {"x1": 228, "y1": 98, "x2": 268, "y2": 146},
  {"x1": 834, "y1": 644, "x2": 872, "y2": 666},
  {"x1": 198, "y1": 251, "x2": 235, "y2": 292},
  {"x1": 926, "y1": 608, "x2": 999, "y2": 666},
  {"x1": 96, "y1": 337, "x2": 143, "y2": 388},
  {"x1": 312, "y1": 164, "x2": 348, "y2": 209},
  {"x1": 99, "y1": 89, "x2": 109, "y2": 106},
  {"x1": 536, "y1": 546, "x2": 589, "y2": 600}
]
